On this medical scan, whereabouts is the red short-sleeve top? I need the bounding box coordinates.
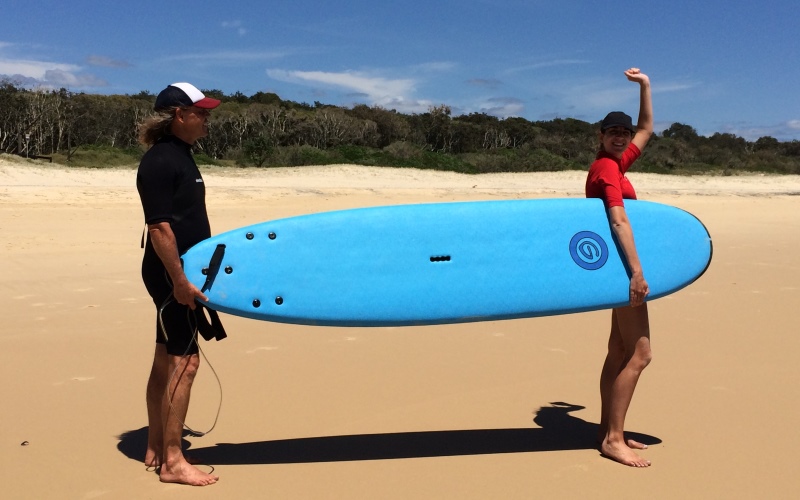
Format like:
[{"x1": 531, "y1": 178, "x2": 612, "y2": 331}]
[{"x1": 585, "y1": 143, "x2": 641, "y2": 208}]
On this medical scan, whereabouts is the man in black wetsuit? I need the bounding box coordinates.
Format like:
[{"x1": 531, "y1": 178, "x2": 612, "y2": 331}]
[{"x1": 136, "y1": 82, "x2": 221, "y2": 486}]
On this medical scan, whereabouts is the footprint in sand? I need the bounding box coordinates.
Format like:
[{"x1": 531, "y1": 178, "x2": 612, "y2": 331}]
[
  {"x1": 73, "y1": 287, "x2": 93, "y2": 292},
  {"x1": 246, "y1": 346, "x2": 278, "y2": 354},
  {"x1": 328, "y1": 337, "x2": 357, "y2": 343},
  {"x1": 53, "y1": 376, "x2": 95, "y2": 386}
]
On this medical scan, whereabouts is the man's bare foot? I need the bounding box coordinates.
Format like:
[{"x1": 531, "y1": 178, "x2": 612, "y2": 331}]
[
  {"x1": 144, "y1": 448, "x2": 203, "y2": 471},
  {"x1": 159, "y1": 459, "x2": 219, "y2": 486},
  {"x1": 601, "y1": 439, "x2": 651, "y2": 467},
  {"x1": 145, "y1": 451, "x2": 201, "y2": 469},
  {"x1": 145, "y1": 447, "x2": 161, "y2": 469}
]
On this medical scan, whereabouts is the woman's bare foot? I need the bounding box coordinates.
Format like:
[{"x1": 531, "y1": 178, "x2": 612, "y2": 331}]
[
  {"x1": 596, "y1": 431, "x2": 648, "y2": 451},
  {"x1": 159, "y1": 459, "x2": 218, "y2": 486},
  {"x1": 601, "y1": 438, "x2": 651, "y2": 467},
  {"x1": 626, "y1": 438, "x2": 648, "y2": 450}
]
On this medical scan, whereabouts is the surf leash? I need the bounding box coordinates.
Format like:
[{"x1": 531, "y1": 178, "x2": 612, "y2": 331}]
[{"x1": 158, "y1": 294, "x2": 224, "y2": 438}]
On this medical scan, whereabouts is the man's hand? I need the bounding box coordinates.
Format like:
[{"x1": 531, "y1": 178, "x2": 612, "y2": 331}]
[{"x1": 171, "y1": 277, "x2": 208, "y2": 310}]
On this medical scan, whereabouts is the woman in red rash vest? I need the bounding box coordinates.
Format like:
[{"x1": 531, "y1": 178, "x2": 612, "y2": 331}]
[{"x1": 585, "y1": 68, "x2": 654, "y2": 467}]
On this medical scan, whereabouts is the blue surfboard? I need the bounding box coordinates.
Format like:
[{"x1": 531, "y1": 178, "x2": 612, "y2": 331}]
[{"x1": 181, "y1": 199, "x2": 712, "y2": 326}]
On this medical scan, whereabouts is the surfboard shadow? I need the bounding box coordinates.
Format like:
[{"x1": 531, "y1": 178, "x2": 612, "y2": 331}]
[{"x1": 117, "y1": 402, "x2": 660, "y2": 465}]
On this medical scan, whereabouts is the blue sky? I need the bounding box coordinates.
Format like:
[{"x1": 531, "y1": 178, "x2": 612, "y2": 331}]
[{"x1": 2, "y1": 0, "x2": 798, "y2": 140}]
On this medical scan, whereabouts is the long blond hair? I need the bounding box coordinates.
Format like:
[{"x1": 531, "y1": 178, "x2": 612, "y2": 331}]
[{"x1": 137, "y1": 107, "x2": 179, "y2": 147}]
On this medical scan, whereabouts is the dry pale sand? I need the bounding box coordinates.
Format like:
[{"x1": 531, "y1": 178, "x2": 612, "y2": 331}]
[{"x1": 2, "y1": 154, "x2": 799, "y2": 499}]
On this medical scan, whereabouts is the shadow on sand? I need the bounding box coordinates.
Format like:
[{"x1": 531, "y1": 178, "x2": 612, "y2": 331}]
[{"x1": 117, "y1": 402, "x2": 660, "y2": 465}]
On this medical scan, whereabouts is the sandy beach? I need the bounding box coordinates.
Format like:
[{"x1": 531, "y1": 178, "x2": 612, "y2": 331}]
[{"x1": 2, "y1": 153, "x2": 799, "y2": 499}]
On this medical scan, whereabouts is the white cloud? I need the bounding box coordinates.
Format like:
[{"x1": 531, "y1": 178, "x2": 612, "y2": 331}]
[
  {"x1": 161, "y1": 50, "x2": 285, "y2": 63},
  {"x1": 44, "y1": 69, "x2": 107, "y2": 87},
  {"x1": 0, "y1": 58, "x2": 79, "y2": 80},
  {"x1": 479, "y1": 97, "x2": 525, "y2": 118},
  {"x1": 558, "y1": 78, "x2": 698, "y2": 114},
  {"x1": 267, "y1": 68, "x2": 433, "y2": 112},
  {"x1": 721, "y1": 120, "x2": 800, "y2": 141},
  {"x1": 467, "y1": 78, "x2": 503, "y2": 89},
  {"x1": 0, "y1": 57, "x2": 106, "y2": 88},
  {"x1": 567, "y1": 83, "x2": 633, "y2": 111},
  {"x1": 504, "y1": 59, "x2": 589, "y2": 75},
  {"x1": 654, "y1": 82, "x2": 698, "y2": 93},
  {"x1": 411, "y1": 61, "x2": 458, "y2": 73},
  {"x1": 86, "y1": 55, "x2": 131, "y2": 68},
  {"x1": 221, "y1": 20, "x2": 247, "y2": 36}
]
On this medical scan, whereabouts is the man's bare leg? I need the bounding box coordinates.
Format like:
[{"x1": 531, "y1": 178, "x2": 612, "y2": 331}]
[
  {"x1": 158, "y1": 353, "x2": 218, "y2": 486},
  {"x1": 599, "y1": 306, "x2": 652, "y2": 467},
  {"x1": 145, "y1": 345, "x2": 169, "y2": 468}
]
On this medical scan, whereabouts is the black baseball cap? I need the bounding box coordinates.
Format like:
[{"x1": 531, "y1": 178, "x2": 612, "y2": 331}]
[
  {"x1": 600, "y1": 111, "x2": 635, "y2": 132},
  {"x1": 154, "y1": 82, "x2": 221, "y2": 111}
]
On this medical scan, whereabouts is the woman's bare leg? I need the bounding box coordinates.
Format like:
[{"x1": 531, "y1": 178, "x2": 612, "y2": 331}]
[{"x1": 599, "y1": 305, "x2": 652, "y2": 467}]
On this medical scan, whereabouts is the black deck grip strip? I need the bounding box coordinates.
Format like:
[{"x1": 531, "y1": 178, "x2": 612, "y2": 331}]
[{"x1": 200, "y1": 244, "x2": 227, "y2": 293}]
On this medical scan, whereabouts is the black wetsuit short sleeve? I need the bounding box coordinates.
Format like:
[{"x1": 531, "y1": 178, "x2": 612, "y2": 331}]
[{"x1": 136, "y1": 136, "x2": 211, "y2": 255}]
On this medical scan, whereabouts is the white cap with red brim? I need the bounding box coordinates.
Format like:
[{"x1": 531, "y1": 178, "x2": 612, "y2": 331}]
[{"x1": 154, "y1": 82, "x2": 221, "y2": 111}]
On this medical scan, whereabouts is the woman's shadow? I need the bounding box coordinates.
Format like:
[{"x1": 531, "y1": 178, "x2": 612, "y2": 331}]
[{"x1": 117, "y1": 402, "x2": 660, "y2": 465}]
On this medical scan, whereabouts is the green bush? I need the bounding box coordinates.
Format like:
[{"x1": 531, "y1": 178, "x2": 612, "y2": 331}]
[
  {"x1": 193, "y1": 153, "x2": 222, "y2": 166},
  {"x1": 53, "y1": 145, "x2": 142, "y2": 168},
  {"x1": 383, "y1": 141, "x2": 423, "y2": 160},
  {"x1": 461, "y1": 147, "x2": 579, "y2": 173}
]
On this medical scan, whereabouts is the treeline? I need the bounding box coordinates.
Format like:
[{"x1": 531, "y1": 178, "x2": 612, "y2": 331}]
[{"x1": 2, "y1": 80, "x2": 799, "y2": 174}]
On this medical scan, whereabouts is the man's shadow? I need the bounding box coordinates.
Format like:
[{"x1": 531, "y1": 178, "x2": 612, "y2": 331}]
[{"x1": 117, "y1": 402, "x2": 660, "y2": 465}]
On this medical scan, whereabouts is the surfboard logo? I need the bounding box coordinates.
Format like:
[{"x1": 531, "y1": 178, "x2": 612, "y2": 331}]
[{"x1": 569, "y1": 231, "x2": 608, "y2": 270}]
